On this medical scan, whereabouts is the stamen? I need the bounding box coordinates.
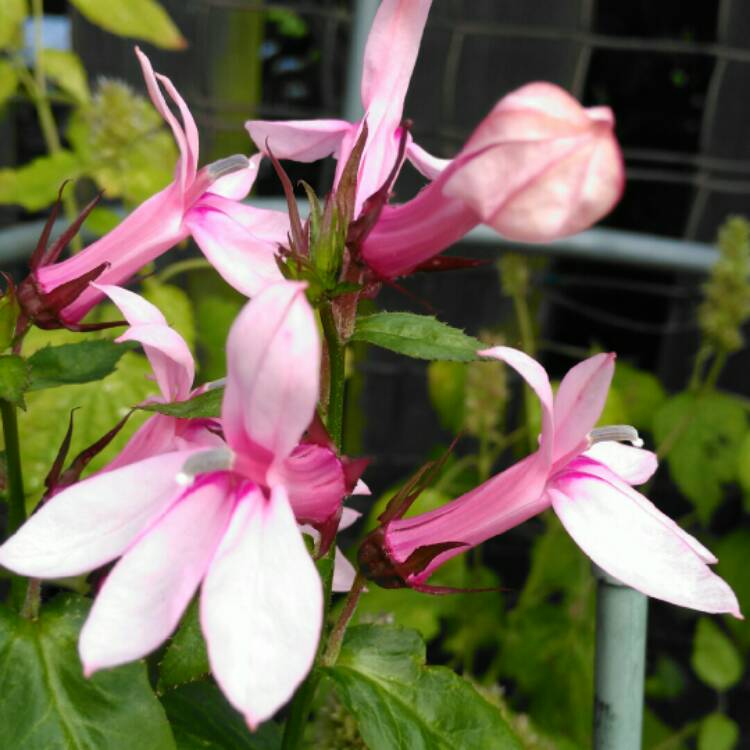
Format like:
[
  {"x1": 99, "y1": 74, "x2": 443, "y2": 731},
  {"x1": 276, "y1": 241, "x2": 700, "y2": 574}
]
[
  {"x1": 588, "y1": 425, "x2": 643, "y2": 448},
  {"x1": 176, "y1": 447, "x2": 233, "y2": 485},
  {"x1": 206, "y1": 154, "x2": 250, "y2": 182},
  {"x1": 205, "y1": 377, "x2": 226, "y2": 390}
]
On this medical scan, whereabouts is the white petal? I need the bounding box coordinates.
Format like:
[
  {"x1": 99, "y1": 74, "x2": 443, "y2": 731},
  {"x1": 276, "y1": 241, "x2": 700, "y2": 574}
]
[
  {"x1": 582, "y1": 442, "x2": 657, "y2": 485},
  {"x1": 80, "y1": 474, "x2": 233, "y2": 673},
  {"x1": 201, "y1": 484, "x2": 322, "y2": 727},
  {"x1": 0, "y1": 450, "x2": 198, "y2": 578}
]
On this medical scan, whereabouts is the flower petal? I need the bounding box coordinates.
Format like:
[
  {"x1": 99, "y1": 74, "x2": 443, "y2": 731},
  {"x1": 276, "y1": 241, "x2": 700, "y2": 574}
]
[
  {"x1": 406, "y1": 141, "x2": 451, "y2": 180},
  {"x1": 201, "y1": 484, "x2": 322, "y2": 728},
  {"x1": 271, "y1": 444, "x2": 346, "y2": 526},
  {"x1": 185, "y1": 205, "x2": 284, "y2": 298},
  {"x1": 0, "y1": 450, "x2": 198, "y2": 578},
  {"x1": 80, "y1": 473, "x2": 233, "y2": 674},
  {"x1": 207, "y1": 154, "x2": 261, "y2": 200},
  {"x1": 553, "y1": 352, "x2": 615, "y2": 464},
  {"x1": 245, "y1": 119, "x2": 350, "y2": 161},
  {"x1": 94, "y1": 284, "x2": 194, "y2": 400},
  {"x1": 549, "y1": 473, "x2": 741, "y2": 616},
  {"x1": 479, "y1": 346, "x2": 554, "y2": 459},
  {"x1": 223, "y1": 281, "x2": 320, "y2": 474},
  {"x1": 333, "y1": 548, "x2": 357, "y2": 592},
  {"x1": 103, "y1": 414, "x2": 178, "y2": 471},
  {"x1": 582, "y1": 442, "x2": 657, "y2": 485}
]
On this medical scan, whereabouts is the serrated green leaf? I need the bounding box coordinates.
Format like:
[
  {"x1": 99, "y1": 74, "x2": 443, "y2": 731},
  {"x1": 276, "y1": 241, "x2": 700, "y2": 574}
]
[
  {"x1": 0, "y1": 151, "x2": 81, "y2": 210},
  {"x1": 158, "y1": 599, "x2": 209, "y2": 691},
  {"x1": 0, "y1": 354, "x2": 30, "y2": 407},
  {"x1": 40, "y1": 49, "x2": 89, "y2": 103},
  {"x1": 0, "y1": 60, "x2": 18, "y2": 107},
  {"x1": 691, "y1": 618, "x2": 743, "y2": 691},
  {"x1": 69, "y1": 0, "x2": 186, "y2": 49},
  {"x1": 698, "y1": 713, "x2": 739, "y2": 750},
  {"x1": 161, "y1": 681, "x2": 281, "y2": 749},
  {"x1": 27, "y1": 340, "x2": 128, "y2": 390},
  {"x1": 427, "y1": 360, "x2": 465, "y2": 432},
  {"x1": 141, "y1": 387, "x2": 222, "y2": 419},
  {"x1": 0, "y1": 595, "x2": 175, "y2": 749},
  {"x1": 326, "y1": 624, "x2": 521, "y2": 750},
  {"x1": 0, "y1": 0, "x2": 26, "y2": 49},
  {"x1": 653, "y1": 392, "x2": 747, "y2": 522},
  {"x1": 352, "y1": 312, "x2": 483, "y2": 361},
  {"x1": 14, "y1": 330, "x2": 154, "y2": 505},
  {"x1": 142, "y1": 278, "x2": 196, "y2": 352}
]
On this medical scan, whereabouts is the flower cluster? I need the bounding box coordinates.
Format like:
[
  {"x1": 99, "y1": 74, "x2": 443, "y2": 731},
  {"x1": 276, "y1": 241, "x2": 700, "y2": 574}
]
[{"x1": 0, "y1": 0, "x2": 739, "y2": 732}]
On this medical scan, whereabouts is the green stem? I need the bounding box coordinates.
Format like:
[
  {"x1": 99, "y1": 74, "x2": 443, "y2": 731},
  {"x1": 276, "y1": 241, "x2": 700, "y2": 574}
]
[
  {"x1": 688, "y1": 344, "x2": 712, "y2": 390},
  {"x1": 511, "y1": 290, "x2": 537, "y2": 452},
  {"x1": 157, "y1": 258, "x2": 213, "y2": 283},
  {"x1": 322, "y1": 573, "x2": 366, "y2": 666},
  {"x1": 281, "y1": 302, "x2": 348, "y2": 749},
  {"x1": 320, "y1": 304, "x2": 345, "y2": 451},
  {"x1": 1, "y1": 399, "x2": 27, "y2": 609},
  {"x1": 702, "y1": 351, "x2": 727, "y2": 391}
]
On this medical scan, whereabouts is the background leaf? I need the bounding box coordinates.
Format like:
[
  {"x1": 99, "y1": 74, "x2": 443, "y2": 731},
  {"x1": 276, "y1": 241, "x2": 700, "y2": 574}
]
[
  {"x1": 352, "y1": 312, "x2": 483, "y2": 361},
  {"x1": 325, "y1": 624, "x2": 521, "y2": 750},
  {"x1": 158, "y1": 598, "x2": 209, "y2": 691},
  {"x1": 40, "y1": 49, "x2": 90, "y2": 103},
  {"x1": 0, "y1": 151, "x2": 81, "y2": 210},
  {"x1": 0, "y1": 354, "x2": 30, "y2": 407},
  {"x1": 653, "y1": 392, "x2": 748, "y2": 522},
  {"x1": 698, "y1": 713, "x2": 739, "y2": 750},
  {"x1": 0, "y1": 60, "x2": 18, "y2": 108},
  {"x1": 141, "y1": 388, "x2": 222, "y2": 419},
  {"x1": 691, "y1": 618, "x2": 743, "y2": 691},
  {"x1": 68, "y1": 0, "x2": 186, "y2": 50},
  {"x1": 142, "y1": 278, "x2": 196, "y2": 352},
  {"x1": 0, "y1": 0, "x2": 26, "y2": 49},
  {"x1": 161, "y1": 682, "x2": 281, "y2": 749},
  {"x1": 0, "y1": 595, "x2": 175, "y2": 749}
]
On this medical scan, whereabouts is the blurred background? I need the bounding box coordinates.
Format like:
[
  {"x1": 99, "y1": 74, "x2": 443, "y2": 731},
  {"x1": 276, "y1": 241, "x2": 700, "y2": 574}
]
[{"x1": 1, "y1": 1, "x2": 749, "y2": 747}]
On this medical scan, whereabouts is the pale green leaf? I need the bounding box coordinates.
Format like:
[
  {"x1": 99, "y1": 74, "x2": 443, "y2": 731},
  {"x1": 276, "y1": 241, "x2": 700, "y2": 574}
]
[
  {"x1": 0, "y1": 354, "x2": 30, "y2": 407},
  {"x1": 352, "y1": 312, "x2": 483, "y2": 361},
  {"x1": 0, "y1": 595, "x2": 175, "y2": 749},
  {"x1": 716, "y1": 530, "x2": 750, "y2": 651},
  {"x1": 84, "y1": 205, "x2": 122, "y2": 236},
  {"x1": 0, "y1": 0, "x2": 26, "y2": 49},
  {"x1": 40, "y1": 49, "x2": 89, "y2": 103},
  {"x1": 427, "y1": 360, "x2": 465, "y2": 432},
  {"x1": 326, "y1": 624, "x2": 521, "y2": 750},
  {"x1": 158, "y1": 599, "x2": 209, "y2": 691},
  {"x1": 0, "y1": 60, "x2": 18, "y2": 107},
  {"x1": 698, "y1": 713, "x2": 739, "y2": 750},
  {"x1": 0, "y1": 151, "x2": 81, "y2": 210},
  {"x1": 691, "y1": 618, "x2": 743, "y2": 691},
  {"x1": 141, "y1": 387, "x2": 222, "y2": 419},
  {"x1": 653, "y1": 392, "x2": 747, "y2": 522},
  {"x1": 610, "y1": 361, "x2": 667, "y2": 433},
  {"x1": 69, "y1": 0, "x2": 186, "y2": 49}
]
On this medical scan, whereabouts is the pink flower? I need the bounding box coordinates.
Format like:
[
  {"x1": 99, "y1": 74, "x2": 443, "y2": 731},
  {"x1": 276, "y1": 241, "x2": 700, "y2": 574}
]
[
  {"x1": 37, "y1": 49, "x2": 288, "y2": 325},
  {"x1": 362, "y1": 83, "x2": 624, "y2": 277},
  {"x1": 0, "y1": 280, "x2": 350, "y2": 726},
  {"x1": 93, "y1": 284, "x2": 221, "y2": 471},
  {"x1": 246, "y1": 0, "x2": 432, "y2": 216},
  {"x1": 363, "y1": 349, "x2": 741, "y2": 617}
]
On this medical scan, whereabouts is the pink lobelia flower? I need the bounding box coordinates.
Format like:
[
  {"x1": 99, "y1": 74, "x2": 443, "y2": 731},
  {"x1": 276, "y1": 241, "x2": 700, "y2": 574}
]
[
  {"x1": 36, "y1": 48, "x2": 289, "y2": 326},
  {"x1": 0, "y1": 280, "x2": 350, "y2": 726},
  {"x1": 361, "y1": 348, "x2": 741, "y2": 617},
  {"x1": 93, "y1": 284, "x2": 221, "y2": 471},
  {"x1": 246, "y1": 0, "x2": 432, "y2": 217},
  {"x1": 361, "y1": 83, "x2": 624, "y2": 278}
]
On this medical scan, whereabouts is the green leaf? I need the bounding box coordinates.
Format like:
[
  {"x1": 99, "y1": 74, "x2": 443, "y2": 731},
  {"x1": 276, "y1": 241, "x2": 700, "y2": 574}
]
[
  {"x1": 161, "y1": 681, "x2": 281, "y2": 749},
  {"x1": 0, "y1": 60, "x2": 18, "y2": 107},
  {"x1": 691, "y1": 618, "x2": 743, "y2": 691},
  {"x1": 69, "y1": 0, "x2": 186, "y2": 49},
  {"x1": 0, "y1": 354, "x2": 30, "y2": 407},
  {"x1": 142, "y1": 278, "x2": 196, "y2": 352},
  {"x1": 0, "y1": 0, "x2": 26, "y2": 49},
  {"x1": 653, "y1": 392, "x2": 747, "y2": 522},
  {"x1": 610, "y1": 361, "x2": 667, "y2": 433},
  {"x1": 40, "y1": 49, "x2": 90, "y2": 103},
  {"x1": 427, "y1": 360, "x2": 465, "y2": 432},
  {"x1": 325, "y1": 624, "x2": 521, "y2": 750},
  {"x1": 265, "y1": 9, "x2": 308, "y2": 37},
  {"x1": 644, "y1": 655, "x2": 686, "y2": 699},
  {"x1": 141, "y1": 387, "x2": 222, "y2": 419},
  {"x1": 0, "y1": 595, "x2": 175, "y2": 749},
  {"x1": 15, "y1": 329, "x2": 155, "y2": 505},
  {"x1": 0, "y1": 151, "x2": 81, "y2": 211},
  {"x1": 716, "y1": 530, "x2": 750, "y2": 651},
  {"x1": 352, "y1": 312, "x2": 483, "y2": 361},
  {"x1": 85, "y1": 206, "x2": 122, "y2": 236},
  {"x1": 158, "y1": 599, "x2": 209, "y2": 691},
  {"x1": 698, "y1": 713, "x2": 739, "y2": 750},
  {"x1": 27, "y1": 340, "x2": 128, "y2": 390}
]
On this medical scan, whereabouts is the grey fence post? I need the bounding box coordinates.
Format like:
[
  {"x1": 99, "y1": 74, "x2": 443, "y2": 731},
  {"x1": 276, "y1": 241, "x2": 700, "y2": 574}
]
[{"x1": 593, "y1": 566, "x2": 649, "y2": 750}]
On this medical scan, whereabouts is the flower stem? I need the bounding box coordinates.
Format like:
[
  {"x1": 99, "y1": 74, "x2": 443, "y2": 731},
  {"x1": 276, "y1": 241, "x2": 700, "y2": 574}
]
[
  {"x1": 511, "y1": 289, "x2": 538, "y2": 452},
  {"x1": 281, "y1": 301, "x2": 349, "y2": 749},
  {"x1": 1, "y1": 399, "x2": 27, "y2": 609},
  {"x1": 322, "y1": 573, "x2": 366, "y2": 666}
]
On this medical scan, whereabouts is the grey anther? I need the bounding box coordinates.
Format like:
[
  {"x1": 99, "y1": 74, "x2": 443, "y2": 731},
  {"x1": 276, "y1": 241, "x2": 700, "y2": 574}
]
[{"x1": 588, "y1": 425, "x2": 643, "y2": 448}]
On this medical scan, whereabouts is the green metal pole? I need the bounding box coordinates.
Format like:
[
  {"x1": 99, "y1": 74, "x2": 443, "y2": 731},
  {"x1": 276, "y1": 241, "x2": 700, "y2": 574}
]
[{"x1": 593, "y1": 566, "x2": 648, "y2": 750}]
